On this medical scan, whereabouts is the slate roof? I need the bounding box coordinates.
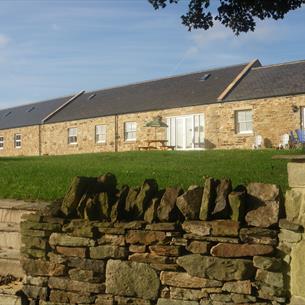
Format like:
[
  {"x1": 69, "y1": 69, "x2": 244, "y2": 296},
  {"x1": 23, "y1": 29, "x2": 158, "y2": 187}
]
[
  {"x1": 225, "y1": 60, "x2": 305, "y2": 102},
  {"x1": 0, "y1": 96, "x2": 72, "y2": 130},
  {"x1": 45, "y1": 63, "x2": 248, "y2": 124}
]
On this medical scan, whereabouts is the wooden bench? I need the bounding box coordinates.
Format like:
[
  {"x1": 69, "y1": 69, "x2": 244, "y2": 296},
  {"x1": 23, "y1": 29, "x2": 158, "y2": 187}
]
[
  {"x1": 138, "y1": 146, "x2": 158, "y2": 151},
  {"x1": 160, "y1": 145, "x2": 175, "y2": 151}
]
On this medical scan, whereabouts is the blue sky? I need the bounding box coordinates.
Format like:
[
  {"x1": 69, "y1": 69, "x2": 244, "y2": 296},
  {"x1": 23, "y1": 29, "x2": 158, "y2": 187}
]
[{"x1": 0, "y1": 0, "x2": 304, "y2": 109}]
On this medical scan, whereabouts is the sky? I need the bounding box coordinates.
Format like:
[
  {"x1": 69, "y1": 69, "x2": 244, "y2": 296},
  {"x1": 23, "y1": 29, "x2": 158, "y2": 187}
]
[{"x1": 0, "y1": 0, "x2": 305, "y2": 110}]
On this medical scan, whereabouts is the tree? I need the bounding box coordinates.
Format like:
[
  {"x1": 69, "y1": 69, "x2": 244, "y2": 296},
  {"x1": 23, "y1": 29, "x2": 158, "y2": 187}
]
[{"x1": 148, "y1": 0, "x2": 305, "y2": 34}]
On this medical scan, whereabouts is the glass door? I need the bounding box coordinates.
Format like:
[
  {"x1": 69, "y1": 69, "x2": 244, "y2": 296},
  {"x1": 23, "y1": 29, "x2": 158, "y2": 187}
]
[
  {"x1": 185, "y1": 116, "x2": 193, "y2": 149},
  {"x1": 175, "y1": 117, "x2": 184, "y2": 149},
  {"x1": 166, "y1": 114, "x2": 204, "y2": 150}
]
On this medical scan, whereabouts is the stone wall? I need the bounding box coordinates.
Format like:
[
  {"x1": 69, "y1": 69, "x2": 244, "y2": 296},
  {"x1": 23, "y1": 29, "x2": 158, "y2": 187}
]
[{"x1": 19, "y1": 171, "x2": 303, "y2": 305}]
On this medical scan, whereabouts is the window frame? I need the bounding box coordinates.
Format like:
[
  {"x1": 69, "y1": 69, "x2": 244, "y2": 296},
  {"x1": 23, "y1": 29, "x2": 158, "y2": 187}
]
[
  {"x1": 14, "y1": 133, "x2": 22, "y2": 149},
  {"x1": 0, "y1": 136, "x2": 4, "y2": 150},
  {"x1": 95, "y1": 124, "x2": 107, "y2": 144},
  {"x1": 68, "y1": 127, "x2": 78, "y2": 145},
  {"x1": 235, "y1": 109, "x2": 253, "y2": 134},
  {"x1": 124, "y1": 121, "x2": 137, "y2": 141}
]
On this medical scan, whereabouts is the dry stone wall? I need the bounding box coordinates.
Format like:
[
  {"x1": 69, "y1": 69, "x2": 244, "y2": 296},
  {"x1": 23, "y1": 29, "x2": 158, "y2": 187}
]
[{"x1": 19, "y1": 172, "x2": 303, "y2": 305}]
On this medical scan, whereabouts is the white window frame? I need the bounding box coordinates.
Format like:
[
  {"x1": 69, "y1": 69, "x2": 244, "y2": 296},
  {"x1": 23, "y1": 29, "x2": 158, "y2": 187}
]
[
  {"x1": 124, "y1": 122, "x2": 137, "y2": 141},
  {"x1": 14, "y1": 134, "x2": 22, "y2": 149},
  {"x1": 95, "y1": 125, "x2": 106, "y2": 144},
  {"x1": 68, "y1": 127, "x2": 78, "y2": 145},
  {"x1": 0, "y1": 136, "x2": 4, "y2": 150},
  {"x1": 235, "y1": 109, "x2": 253, "y2": 134}
]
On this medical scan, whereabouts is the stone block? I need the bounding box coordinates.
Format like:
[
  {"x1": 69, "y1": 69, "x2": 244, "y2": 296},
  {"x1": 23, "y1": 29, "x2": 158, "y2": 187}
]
[
  {"x1": 291, "y1": 240, "x2": 305, "y2": 298},
  {"x1": 90, "y1": 245, "x2": 127, "y2": 259},
  {"x1": 210, "y1": 243, "x2": 274, "y2": 257},
  {"x1": 256, "y1": 269, "x2": 284, "y2": 288},
  {"x1": 186, "y1": 241, "x2": 210, "y2": 254},
  {"x1": 211, "y1": 178, "x2": 232, "y2": 219},
  {"x1": 239, "y1": 227, "x2": 278, "y2": 245},
  {"x1": 290, "y1": 296, "x2": 305, "y2": 305},
  {"x1": 65, "y1": 256, "x2": 105, "y2": 273},
  {"x1": 160, "y1": 271, "x2": 221, "y2": 288},
  {"x1": 126, "y1": 230, "x2": 166, "y2": 245},
  {"x1": 68, "y1": 268, "x2": 97, "y2": 282},
  {"x1": 200, "y1": 177, "x2": 217, "y2": 221},
  {"x1": 21, "y1": 258, "x2": 66, "y2": 276},
  {"x1": 288, "y1": 162, "x2": 305, "y2": 188},
  {"x1": 247, "y1": 182, "x2": 280, "y2": 201},
  {"x1": 285, "y1": 189, "x2": 305, "y2": 226},
  {"x1": 145, "y1": 223, "x2": 177, "y2": 231},
  {"x1": 23, "y1": 285, "x2": 48, "y2": 300},
  {"x1": 20, "y1": 221, "x2": 61, "y2": 232},
  {"x1": 245, "y1": 200, "x2": 279, "y2": 228},
  {"x1": 49, "y1": 233, "x2": 95, "y2": 247},
  {"x1": 49, "y1": 290, "x2": 96, "y2": 304},
  {"x1": 128, "y1": 253, "x2": 175, "y2": 264},
  {"x1": 129, "y1": 245, "x2": 146, "y2": 253},
  {"x1": 48, "y1": 276, "x2": 105, "y2": 293},
  {"x1": 253, "y1": 256, "x2": 282, "y2": 271},
  {"x1": 279, "y1": 229, "x2": 302, "y2": 243},
  {"x1": 157, "y1": 187, "x2": 183, "y2": 222},
  {"x1": 106, "y1": 260, "x2": 160, "y2": 300},
  {"x1": 210, "y1": 220, "x2": 239, "y2": 237},
  {"x1": 95, "y1": 294, "x2": 114, "y2": 305},
  {"x1": 279, "y1": 218, "x2": 303, "y2": 232},
  {"x1": 115, "y1": 296, "x2": 151, "y2": 305},
  {"x1": 61, "y1": 176, "x2": 96, "y2": 216},
  {"x1": 169, "y1": 287, "x2": 207, "y2": 301},
  {"x1": 56, "y1": 246, "x2": 88, "y2": 257},
  {"x1": 23, "y1": 276, "x2": 48, "y2": 286},
  {"x1": 181, "y1": 221, "x2": 210, "y2": 236},
  {"x1": 228, "y1": 191, "x2": 246, "y2": 222},
  {"x1": 149, "y1": 245, "x2": 181, "y2": 257},
  {"x1": 176, "y1": 186, "x2": 203, "y2": 220},
  {"x1": 177, "y1": 254, "x2": 255, "y2": 281},
  {"x1": 157, "y1": 298, "x2": 199, "y2": 305},
  {"x1": 222, "y1": 280, "x2": 252, "y2": 294}
]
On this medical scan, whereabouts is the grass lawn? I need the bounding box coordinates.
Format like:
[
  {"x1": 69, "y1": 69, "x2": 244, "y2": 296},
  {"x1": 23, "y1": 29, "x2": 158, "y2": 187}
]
[{"x1": 0, "y1": 149, "x2": 302, "y2": 202}]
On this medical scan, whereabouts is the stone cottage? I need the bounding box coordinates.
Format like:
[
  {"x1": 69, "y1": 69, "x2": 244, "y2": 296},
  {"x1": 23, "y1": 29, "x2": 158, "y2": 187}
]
[{"x1": 0, "y1": 59, "x2": 305, "y2": 156}]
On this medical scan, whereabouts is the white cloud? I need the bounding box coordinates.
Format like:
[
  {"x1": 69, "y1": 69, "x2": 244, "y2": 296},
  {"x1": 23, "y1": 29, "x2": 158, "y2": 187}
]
[{"x1": 0, "y1": 34, "x2": 9, "y2": 47}]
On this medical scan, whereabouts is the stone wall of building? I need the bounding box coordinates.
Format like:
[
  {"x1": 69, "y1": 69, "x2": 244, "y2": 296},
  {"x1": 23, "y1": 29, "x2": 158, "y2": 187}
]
[
  {"x1": 0, "y1": 94, "x2": 305, "y2": 157},
  {"x1": 19, "y1": 171, "x2": 303, "y2": 305},
  {"x1": 40, "y1": 93, "x2": 305, "y2": 155},
  {"x1": 0, "y1": 125, "x2": 40, "y2": 157}
]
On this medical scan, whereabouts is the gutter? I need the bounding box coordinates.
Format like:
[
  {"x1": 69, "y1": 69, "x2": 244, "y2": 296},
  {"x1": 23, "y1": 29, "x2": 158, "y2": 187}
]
[
  {"x1": 217, "y1": 59, "x2": 261, "y2": 102},
  {"x1": 41, "y1": 90, "x2": 85, "y2": 124}
]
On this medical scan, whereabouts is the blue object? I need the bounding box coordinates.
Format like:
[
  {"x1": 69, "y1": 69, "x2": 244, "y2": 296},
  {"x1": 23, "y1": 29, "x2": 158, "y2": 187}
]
[{"x1": 295, "y1": 129, "x2": 305, "y2": 143}]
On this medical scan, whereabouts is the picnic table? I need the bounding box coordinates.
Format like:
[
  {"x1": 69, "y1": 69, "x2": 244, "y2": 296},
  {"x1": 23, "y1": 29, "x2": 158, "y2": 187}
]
[{"x1": 138, "y1": 139, "x2": 175, "y2": 151}]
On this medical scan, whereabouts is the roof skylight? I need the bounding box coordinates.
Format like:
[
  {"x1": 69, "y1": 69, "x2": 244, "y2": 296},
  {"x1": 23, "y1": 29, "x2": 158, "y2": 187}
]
[
  {"x1": 88, "y1": 93, "x2": 96, "y2": 101},
  {"x1": 200, "y1": 73, "x2": 211, "y2": 81},
  {"x1": 27, "y1": 106, "x2": 35, "y2": 113}
]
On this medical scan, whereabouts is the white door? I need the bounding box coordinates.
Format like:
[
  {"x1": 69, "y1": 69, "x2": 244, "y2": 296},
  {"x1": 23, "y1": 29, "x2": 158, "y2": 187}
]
[
  {"x1": 185, "y1": 116, "x2": 194, "y2": 149},
  {"x1": 175, "y1": 117, "x2": 184, "y2": 149},
  {"x1": 167, "y1": 114, "x2": 204, "y2": 150}
]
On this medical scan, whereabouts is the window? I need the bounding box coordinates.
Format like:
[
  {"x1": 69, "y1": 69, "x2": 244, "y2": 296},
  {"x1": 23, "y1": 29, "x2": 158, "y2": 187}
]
[
  {"x1": 0, "y1": 136, "x2": 3, "y2": 150},
  {"x1": 68, "y1": 128, "x2": 78, "y2": 144},
  {"x1": 14, "y1": 134, "x2": 21, "y2": 148},
  {"x1": 124, "y1": 122, "x2": 137, "y2": 141},
  {"x1": 95, "y1": 125, "x2": 106, "y2": 143},
  {"x1": 235, "y1": 110, "x2": 253, "y2": 134}
]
